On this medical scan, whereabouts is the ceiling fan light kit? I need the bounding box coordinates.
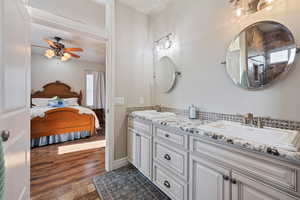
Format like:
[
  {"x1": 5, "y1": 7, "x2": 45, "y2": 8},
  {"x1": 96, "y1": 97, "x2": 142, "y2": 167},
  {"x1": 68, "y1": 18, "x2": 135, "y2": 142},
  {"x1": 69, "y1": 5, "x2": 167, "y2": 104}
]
[{"x1": 34, "y1": 36, "x2": 83, "y2": 61}]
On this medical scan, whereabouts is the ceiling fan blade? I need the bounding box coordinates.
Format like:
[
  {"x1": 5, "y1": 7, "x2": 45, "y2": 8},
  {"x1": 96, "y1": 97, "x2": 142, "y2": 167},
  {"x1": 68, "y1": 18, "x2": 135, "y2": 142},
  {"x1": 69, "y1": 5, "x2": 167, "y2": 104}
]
[
  {"x1": 31, "y1": 44, "x2": 49, "y2": 49},
  {"x1": 43, "y1": 38, "x2": 57, "y2": 48},
  {"x1": 68, "y1": 52, "x2": 80, "y2": 58},
  {"x1": 63, "y1": 48, "x2": 83, "y2": 52}
]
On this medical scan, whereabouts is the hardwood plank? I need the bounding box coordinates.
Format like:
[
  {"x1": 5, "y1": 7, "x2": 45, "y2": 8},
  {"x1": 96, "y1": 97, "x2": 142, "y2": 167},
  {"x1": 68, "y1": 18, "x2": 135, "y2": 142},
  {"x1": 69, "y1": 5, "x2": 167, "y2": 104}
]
[{"x1": 30, "y1": 136, "x2": 105, "y2": 200}]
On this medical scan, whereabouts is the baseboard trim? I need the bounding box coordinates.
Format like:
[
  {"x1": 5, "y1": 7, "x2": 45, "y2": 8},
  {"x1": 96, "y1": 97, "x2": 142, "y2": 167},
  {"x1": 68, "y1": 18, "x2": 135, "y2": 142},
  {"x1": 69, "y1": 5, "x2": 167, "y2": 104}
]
[{"x1": 112, "y1": 157, "x2": 129, "y2": 170}]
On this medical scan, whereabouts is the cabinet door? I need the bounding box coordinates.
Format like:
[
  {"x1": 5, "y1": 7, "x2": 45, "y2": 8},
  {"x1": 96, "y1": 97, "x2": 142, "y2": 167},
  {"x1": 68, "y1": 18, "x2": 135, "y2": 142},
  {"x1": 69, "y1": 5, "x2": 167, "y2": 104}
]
[
  {"x1": 232, "y1": 172, "x2": 298, "y2": 200},
  {"x1": 190, "y1": 155, "x2": 231, "y2": 200},
  {"x1": 138, "y1": 133, "x2": 152, "y2": 179},
  {"x1": 127, "y1": 129, "x2": 138, "y2": 168}
]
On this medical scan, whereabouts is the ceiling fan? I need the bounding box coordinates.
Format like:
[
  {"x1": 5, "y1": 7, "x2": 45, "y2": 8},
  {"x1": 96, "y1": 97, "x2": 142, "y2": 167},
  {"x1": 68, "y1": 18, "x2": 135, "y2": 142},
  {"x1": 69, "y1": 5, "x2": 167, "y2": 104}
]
[{"x1": 32, "y1": 37, "x2": 83, "y2": 61}]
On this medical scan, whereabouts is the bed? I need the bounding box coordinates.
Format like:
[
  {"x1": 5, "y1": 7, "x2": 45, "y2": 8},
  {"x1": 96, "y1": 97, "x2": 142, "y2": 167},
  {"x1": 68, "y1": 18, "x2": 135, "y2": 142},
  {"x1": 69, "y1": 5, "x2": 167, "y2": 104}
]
[{"x1": 31, "y1": 81, "x2": 99, "y2": 147}]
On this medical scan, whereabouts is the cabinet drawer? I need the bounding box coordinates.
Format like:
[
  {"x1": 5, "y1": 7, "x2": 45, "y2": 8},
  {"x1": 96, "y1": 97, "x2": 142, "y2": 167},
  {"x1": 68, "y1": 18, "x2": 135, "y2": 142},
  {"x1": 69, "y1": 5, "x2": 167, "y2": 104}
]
[
  {"x1": 128, "y1": 118, "x2": 151, "y2": 135},
  {"x1": 154, "y1": 126, "x2": 188, "y2": 149},
  {"x1": 153, "y1": 162, "x2": 188, "y2": 200},
  {"x1": 153, "y1": 140, "x2": 188, "y2": 180},
  {"x1": 191, "y1": 136, "x2": 298, "y2": 193}
]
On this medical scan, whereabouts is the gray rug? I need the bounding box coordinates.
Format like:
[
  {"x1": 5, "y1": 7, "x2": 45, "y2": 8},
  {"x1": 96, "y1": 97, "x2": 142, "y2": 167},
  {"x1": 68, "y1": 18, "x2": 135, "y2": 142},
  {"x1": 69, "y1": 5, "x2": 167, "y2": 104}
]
[{"x1": 92, "y1": 165, "x2": 171, "y2": 200}]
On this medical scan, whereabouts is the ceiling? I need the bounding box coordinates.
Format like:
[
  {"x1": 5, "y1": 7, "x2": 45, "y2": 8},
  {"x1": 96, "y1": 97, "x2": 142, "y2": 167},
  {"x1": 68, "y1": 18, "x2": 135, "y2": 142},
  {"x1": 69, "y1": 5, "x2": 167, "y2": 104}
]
[
  {"x1": 117, "y1": 0, "x2": 173, "y2": 14},
  {"x1": 31, "y1": 23, "x2": 106, "y2": 65}
]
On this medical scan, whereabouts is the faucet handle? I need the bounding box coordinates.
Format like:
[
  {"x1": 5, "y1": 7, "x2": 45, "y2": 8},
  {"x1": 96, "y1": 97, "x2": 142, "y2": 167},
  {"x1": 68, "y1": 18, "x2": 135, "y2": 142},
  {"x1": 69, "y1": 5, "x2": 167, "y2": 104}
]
[
  {"x1": 257, "y1": 117, "x2": 263, "y2": 128},
  {"x1": 244, "y1": 113, "x2": 253, "y2": 118}
]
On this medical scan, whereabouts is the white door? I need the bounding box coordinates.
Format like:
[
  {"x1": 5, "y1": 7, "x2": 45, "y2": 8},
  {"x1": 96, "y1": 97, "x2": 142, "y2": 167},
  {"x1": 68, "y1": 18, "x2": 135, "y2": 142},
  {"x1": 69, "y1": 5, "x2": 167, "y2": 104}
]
[
  {"x1": 189, "y1": 155, "x2": 231, "y2": 200},
  {"x1": 0, "y1": 0, "x2": 31, "y2": 199},
  {"x1": 138, "y1": 133, "x2": 151, "y2": 179},
  {"x1": 231, "y1": 172, "x2": 298, "y2": 200}
]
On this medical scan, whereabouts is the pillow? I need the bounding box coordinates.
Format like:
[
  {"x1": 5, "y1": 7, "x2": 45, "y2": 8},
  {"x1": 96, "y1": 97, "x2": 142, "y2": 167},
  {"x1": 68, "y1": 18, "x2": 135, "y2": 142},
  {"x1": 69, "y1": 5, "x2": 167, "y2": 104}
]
[
  {"x1": 63, "y1": 98, "x2": 79, "y2": 106},
  {"x1": 32, "y1": 98, "x2": 51, "y2": 107},
  {"x1": 48, "y1": 99, "x2": 65, "y2": 107}
]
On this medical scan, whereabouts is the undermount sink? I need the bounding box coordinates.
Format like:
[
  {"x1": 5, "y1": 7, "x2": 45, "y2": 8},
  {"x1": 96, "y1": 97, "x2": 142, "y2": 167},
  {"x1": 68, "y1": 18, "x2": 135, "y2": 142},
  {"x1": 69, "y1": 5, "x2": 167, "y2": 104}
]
[{"x1": 198, "y1": 121, "x2": 300, "y2": 152}]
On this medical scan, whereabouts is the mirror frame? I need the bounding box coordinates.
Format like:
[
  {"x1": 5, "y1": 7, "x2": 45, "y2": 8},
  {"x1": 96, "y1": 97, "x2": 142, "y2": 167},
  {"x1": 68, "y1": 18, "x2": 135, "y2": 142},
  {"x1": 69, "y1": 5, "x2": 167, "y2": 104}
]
[
  {"x1": 225, "y1": 20, "x2": 298, "y2": 90},
  {"x1": 156, "y1": 56, "x2": 181, "y2": 93}
]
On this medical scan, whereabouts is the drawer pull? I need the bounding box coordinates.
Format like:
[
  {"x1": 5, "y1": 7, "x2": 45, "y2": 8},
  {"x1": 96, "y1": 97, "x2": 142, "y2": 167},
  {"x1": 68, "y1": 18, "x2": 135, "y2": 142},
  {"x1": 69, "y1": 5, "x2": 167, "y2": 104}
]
[
  {"x1": 164, "y1": 154, "x2": 171, "y2": 161},
  {"x1": 223, "y1": 175, "x2": 229, "y2": 181},
  {"x1": 165, "y1": 134, "x2": 170, "y2": 138},
  {"x1": 164, "y1": 180, "x2": 171, "y2": 188},
  {"x1": 231, "y1": 178, "x2": 237, "y2": 184}
]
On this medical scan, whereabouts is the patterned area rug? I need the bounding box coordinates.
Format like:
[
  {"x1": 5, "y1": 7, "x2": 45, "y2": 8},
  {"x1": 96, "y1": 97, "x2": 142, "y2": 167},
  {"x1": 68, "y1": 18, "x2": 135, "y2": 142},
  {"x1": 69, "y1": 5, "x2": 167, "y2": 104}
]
[{"x1": 92, "y1": 165, "x2": 171, "y2": 200}]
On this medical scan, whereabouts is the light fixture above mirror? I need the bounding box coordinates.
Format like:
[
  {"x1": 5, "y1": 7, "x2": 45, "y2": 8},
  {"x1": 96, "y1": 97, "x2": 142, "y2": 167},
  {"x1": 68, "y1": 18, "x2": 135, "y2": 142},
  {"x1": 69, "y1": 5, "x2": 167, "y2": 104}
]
[
  {"x1": 230, "y1": 0, "x2": 275, "y2": 17},
  {"x1": 154, "y1": 33, "x2": 173, "y2": 51}
]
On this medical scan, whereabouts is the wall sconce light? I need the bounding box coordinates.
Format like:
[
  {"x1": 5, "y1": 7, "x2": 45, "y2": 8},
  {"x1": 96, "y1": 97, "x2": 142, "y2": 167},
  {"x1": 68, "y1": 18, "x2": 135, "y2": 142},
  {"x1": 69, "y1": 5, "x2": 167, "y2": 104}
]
[
  {"x1": 230, "y1": 0, "x2": 276, "y2": 17},
  {"x1": 154, "y1": 33, "x2": 173, "y2": 51}
]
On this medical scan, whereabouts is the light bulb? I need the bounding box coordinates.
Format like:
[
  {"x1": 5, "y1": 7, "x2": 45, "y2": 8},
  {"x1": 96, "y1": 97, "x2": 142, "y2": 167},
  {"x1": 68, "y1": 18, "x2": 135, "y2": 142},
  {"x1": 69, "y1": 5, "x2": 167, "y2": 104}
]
[
  {"x1": 236, "y1": 8, "x2": 242, "y2": 16},
  {"x1": 164, "y1": 39, "x2": 172, "y2": 49},
  {"x1": 155, "y1": 43, "x2": 160, "y2": 51},
  {"x1": 63, "y1": 52, "x2": 71, "y2": 59},
  {"x1": 44, "y1": 49, "x2": 55, "y2": 59},
  {"x1": 61, "y1": 56, "x2": 68, "y2": 61}
]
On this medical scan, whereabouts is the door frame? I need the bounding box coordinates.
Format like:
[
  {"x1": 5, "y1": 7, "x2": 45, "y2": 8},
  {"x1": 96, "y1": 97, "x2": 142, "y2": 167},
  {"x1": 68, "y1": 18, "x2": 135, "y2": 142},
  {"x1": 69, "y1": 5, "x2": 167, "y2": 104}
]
[{"x1": 27, "y1": 0, "x2": 116, "y2": 171}]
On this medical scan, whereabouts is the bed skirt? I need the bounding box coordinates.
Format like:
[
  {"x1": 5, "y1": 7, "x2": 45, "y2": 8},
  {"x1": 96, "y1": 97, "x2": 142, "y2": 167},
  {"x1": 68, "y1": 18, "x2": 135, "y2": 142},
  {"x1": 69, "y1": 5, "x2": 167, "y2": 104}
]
[{"x1": 31, "y1": 131, "x2": 90, "y2": 148}]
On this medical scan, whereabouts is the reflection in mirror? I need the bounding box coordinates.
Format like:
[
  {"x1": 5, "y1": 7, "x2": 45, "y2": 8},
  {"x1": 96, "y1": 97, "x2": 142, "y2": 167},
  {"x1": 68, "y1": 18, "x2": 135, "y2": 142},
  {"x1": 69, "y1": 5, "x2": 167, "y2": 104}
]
[
  {"x1": 226, "y1": 21, "x2": 297, "y2": 90},
  {"x1": 156, "y1": 56, "x2": 177, "y2": 93}
]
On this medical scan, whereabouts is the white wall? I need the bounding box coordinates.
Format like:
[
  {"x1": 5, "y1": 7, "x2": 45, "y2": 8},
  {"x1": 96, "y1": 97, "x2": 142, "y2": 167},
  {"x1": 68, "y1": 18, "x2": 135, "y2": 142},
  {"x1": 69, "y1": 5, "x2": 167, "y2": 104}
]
[
  {"x1": 114, "y1": 1, "x2": 153, "y2": 159},
  {"x1": 29, "y1": 0, "x2": 106, "y2": 31},
  {"x1": 31, "y1": 53, "x2": 105, "y2": 94},
  {"x1": 150, "y1": 0, "x2": 300, "y2": 121}
]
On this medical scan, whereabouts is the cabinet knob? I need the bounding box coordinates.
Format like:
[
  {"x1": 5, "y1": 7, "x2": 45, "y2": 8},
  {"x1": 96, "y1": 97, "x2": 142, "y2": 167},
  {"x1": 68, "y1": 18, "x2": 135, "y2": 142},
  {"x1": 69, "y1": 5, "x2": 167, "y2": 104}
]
[
  {"x1": 163, "y1": 180, "x2": 171, "y2": 188},
  {"x1": 231, "y1": 178, "x2": 237, "y2": 184},
  {"x1": 1, "y1": 130, "x2": 10, "y2": 142},
  {"x1": 164, "y1": 154, "x2": 171, "y2": 161},
  {"x1": 223, "y1": 175, "x2": 229, "y2": 181},
  {"x1": 165, "y1": 134, "x2": 170, "y2": 138}
]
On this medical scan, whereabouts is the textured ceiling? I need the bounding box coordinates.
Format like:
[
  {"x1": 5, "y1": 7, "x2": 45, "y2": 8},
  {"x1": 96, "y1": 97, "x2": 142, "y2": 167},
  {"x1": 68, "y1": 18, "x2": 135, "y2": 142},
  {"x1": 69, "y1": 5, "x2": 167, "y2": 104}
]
[
  {"x1": 117, "y1": 0, "x2": 173, "y2": 14},
  {"x1": 31, "y1": 23, "x2": 106, "y2": 64}
]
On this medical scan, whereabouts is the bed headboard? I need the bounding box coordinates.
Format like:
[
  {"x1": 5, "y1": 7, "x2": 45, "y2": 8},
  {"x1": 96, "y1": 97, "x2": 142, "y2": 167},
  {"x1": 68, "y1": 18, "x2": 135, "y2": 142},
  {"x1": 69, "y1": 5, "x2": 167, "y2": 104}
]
[{"x1": 31, "y1": 81, "x2": 83, "y2": 105}]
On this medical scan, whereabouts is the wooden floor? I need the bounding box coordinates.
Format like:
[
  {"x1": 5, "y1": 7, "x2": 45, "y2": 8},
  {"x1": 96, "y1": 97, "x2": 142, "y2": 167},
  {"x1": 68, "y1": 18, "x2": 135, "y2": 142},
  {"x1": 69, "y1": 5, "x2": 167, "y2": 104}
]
[{"x1": 30, "y1": 135, "x2": 106, "y2": 200}]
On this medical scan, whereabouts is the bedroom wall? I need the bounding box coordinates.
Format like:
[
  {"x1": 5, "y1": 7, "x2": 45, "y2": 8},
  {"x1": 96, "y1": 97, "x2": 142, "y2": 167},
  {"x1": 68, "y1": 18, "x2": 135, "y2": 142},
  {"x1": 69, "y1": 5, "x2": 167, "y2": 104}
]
[
  {"x1": 31, "y1": 53, "x2": 105, "y2": 94},
  {"x1": 149, "y1": 0, "x2": 300, "y2": 121},
  {"x1": 114, "y1": 1, "x2": 153, "y2": 159},
  {"x1": 29, "y1": 0, "x2": 106, "y2": 31}
]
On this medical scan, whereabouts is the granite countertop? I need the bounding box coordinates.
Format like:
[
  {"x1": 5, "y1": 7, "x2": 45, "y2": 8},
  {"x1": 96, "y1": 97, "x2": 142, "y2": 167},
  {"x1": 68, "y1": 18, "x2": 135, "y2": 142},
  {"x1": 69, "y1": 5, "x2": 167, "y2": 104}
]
[{"x1": 129, "y1": 111, "x2": 300, "y2": 165}]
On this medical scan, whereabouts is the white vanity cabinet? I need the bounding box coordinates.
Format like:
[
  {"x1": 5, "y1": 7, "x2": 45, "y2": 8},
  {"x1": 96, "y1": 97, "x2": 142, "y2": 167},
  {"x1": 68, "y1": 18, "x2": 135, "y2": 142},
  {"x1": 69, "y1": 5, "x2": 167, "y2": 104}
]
[
  {"x1": 152, "y1": 125, "x2": 189, "y2": 200},
  {"x1": 127, "y1": 116, "x2": 300, "y2": 200},
  {"x1": 231, "y1": 172, "x2": 298, "y2": 200},
  {"x1": 190, "y1": 135, "x2": 300, "y2": 200},
  {"x1": 127, "y1": 117, "x2": 152, "y2": 179},
  {"x1": 189, "y1": 155, "x2": 231, "y2": 200}
]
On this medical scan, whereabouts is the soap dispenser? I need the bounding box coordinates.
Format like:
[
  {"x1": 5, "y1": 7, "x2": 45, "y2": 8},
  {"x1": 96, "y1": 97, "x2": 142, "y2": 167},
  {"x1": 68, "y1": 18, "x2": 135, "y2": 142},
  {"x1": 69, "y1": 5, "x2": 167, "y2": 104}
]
[{"x1": 188, "y1": 104, "x2": 197, "y2": 119}]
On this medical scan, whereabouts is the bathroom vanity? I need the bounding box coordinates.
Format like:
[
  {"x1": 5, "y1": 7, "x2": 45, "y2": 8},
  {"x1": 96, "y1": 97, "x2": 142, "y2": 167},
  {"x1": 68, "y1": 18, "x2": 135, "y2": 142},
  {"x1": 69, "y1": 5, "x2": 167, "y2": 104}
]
[{"x1": 127, "y1": 111, "x2": 300, "y2": 200}]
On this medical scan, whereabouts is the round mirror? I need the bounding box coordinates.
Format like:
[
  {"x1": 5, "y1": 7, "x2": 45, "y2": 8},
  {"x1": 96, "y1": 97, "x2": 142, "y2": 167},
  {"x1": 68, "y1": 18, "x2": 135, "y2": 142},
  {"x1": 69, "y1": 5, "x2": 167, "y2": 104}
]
[
  {"x1": 226, "y1": 21, "x2": 297, "y2": 90},
  {"x1": 156, "y1": 56, "x2": 178, "y2": 93}
]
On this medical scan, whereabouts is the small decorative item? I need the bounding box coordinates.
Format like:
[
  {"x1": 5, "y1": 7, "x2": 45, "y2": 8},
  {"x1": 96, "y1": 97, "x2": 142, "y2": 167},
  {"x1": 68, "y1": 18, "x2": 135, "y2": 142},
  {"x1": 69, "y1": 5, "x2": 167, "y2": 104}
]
[
  {"x1": 48, "y1": 96, "x2": 65, "y2": 107},
  {"x1": 188, "y1": 104, "x2": 197, "y2": 119}
]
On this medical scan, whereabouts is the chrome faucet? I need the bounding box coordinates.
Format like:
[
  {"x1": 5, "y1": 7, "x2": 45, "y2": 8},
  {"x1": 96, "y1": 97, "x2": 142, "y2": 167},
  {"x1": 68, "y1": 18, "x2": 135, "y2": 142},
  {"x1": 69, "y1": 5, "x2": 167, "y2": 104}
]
[
  {"x1": 242, "y1": 113, "x2": 264, "y2": 128},
  {"x1": 243, "y1": 113, "x2": 254, "y2": 126}
]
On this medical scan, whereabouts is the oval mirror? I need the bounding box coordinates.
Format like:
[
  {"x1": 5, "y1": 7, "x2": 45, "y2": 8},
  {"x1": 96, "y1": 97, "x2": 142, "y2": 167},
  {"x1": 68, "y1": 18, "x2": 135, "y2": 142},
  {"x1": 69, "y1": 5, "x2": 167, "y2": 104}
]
[
  {"x1": 226, "y1": 21, "x2": 297, "y2": 90},
  {"x1": 156, "y1": 56, "x2": 178, "y2": 93}
]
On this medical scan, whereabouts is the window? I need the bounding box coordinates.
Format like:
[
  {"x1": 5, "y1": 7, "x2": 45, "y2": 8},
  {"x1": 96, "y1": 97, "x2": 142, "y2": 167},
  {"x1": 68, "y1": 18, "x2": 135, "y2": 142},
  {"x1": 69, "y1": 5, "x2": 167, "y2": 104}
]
[
  {"x1": 85, "y1": 74, "x2": 94, "y2": 107},
  {"x1": 270, "y1": 50, "x2": 289, "y2": 64}
]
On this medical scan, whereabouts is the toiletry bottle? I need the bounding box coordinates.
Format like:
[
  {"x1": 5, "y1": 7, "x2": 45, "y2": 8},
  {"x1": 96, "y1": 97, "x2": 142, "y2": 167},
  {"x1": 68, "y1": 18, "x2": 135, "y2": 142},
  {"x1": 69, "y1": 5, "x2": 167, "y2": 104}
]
[{"x1": 189, "y1": 104, "x2": 197, "y2": 119}]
